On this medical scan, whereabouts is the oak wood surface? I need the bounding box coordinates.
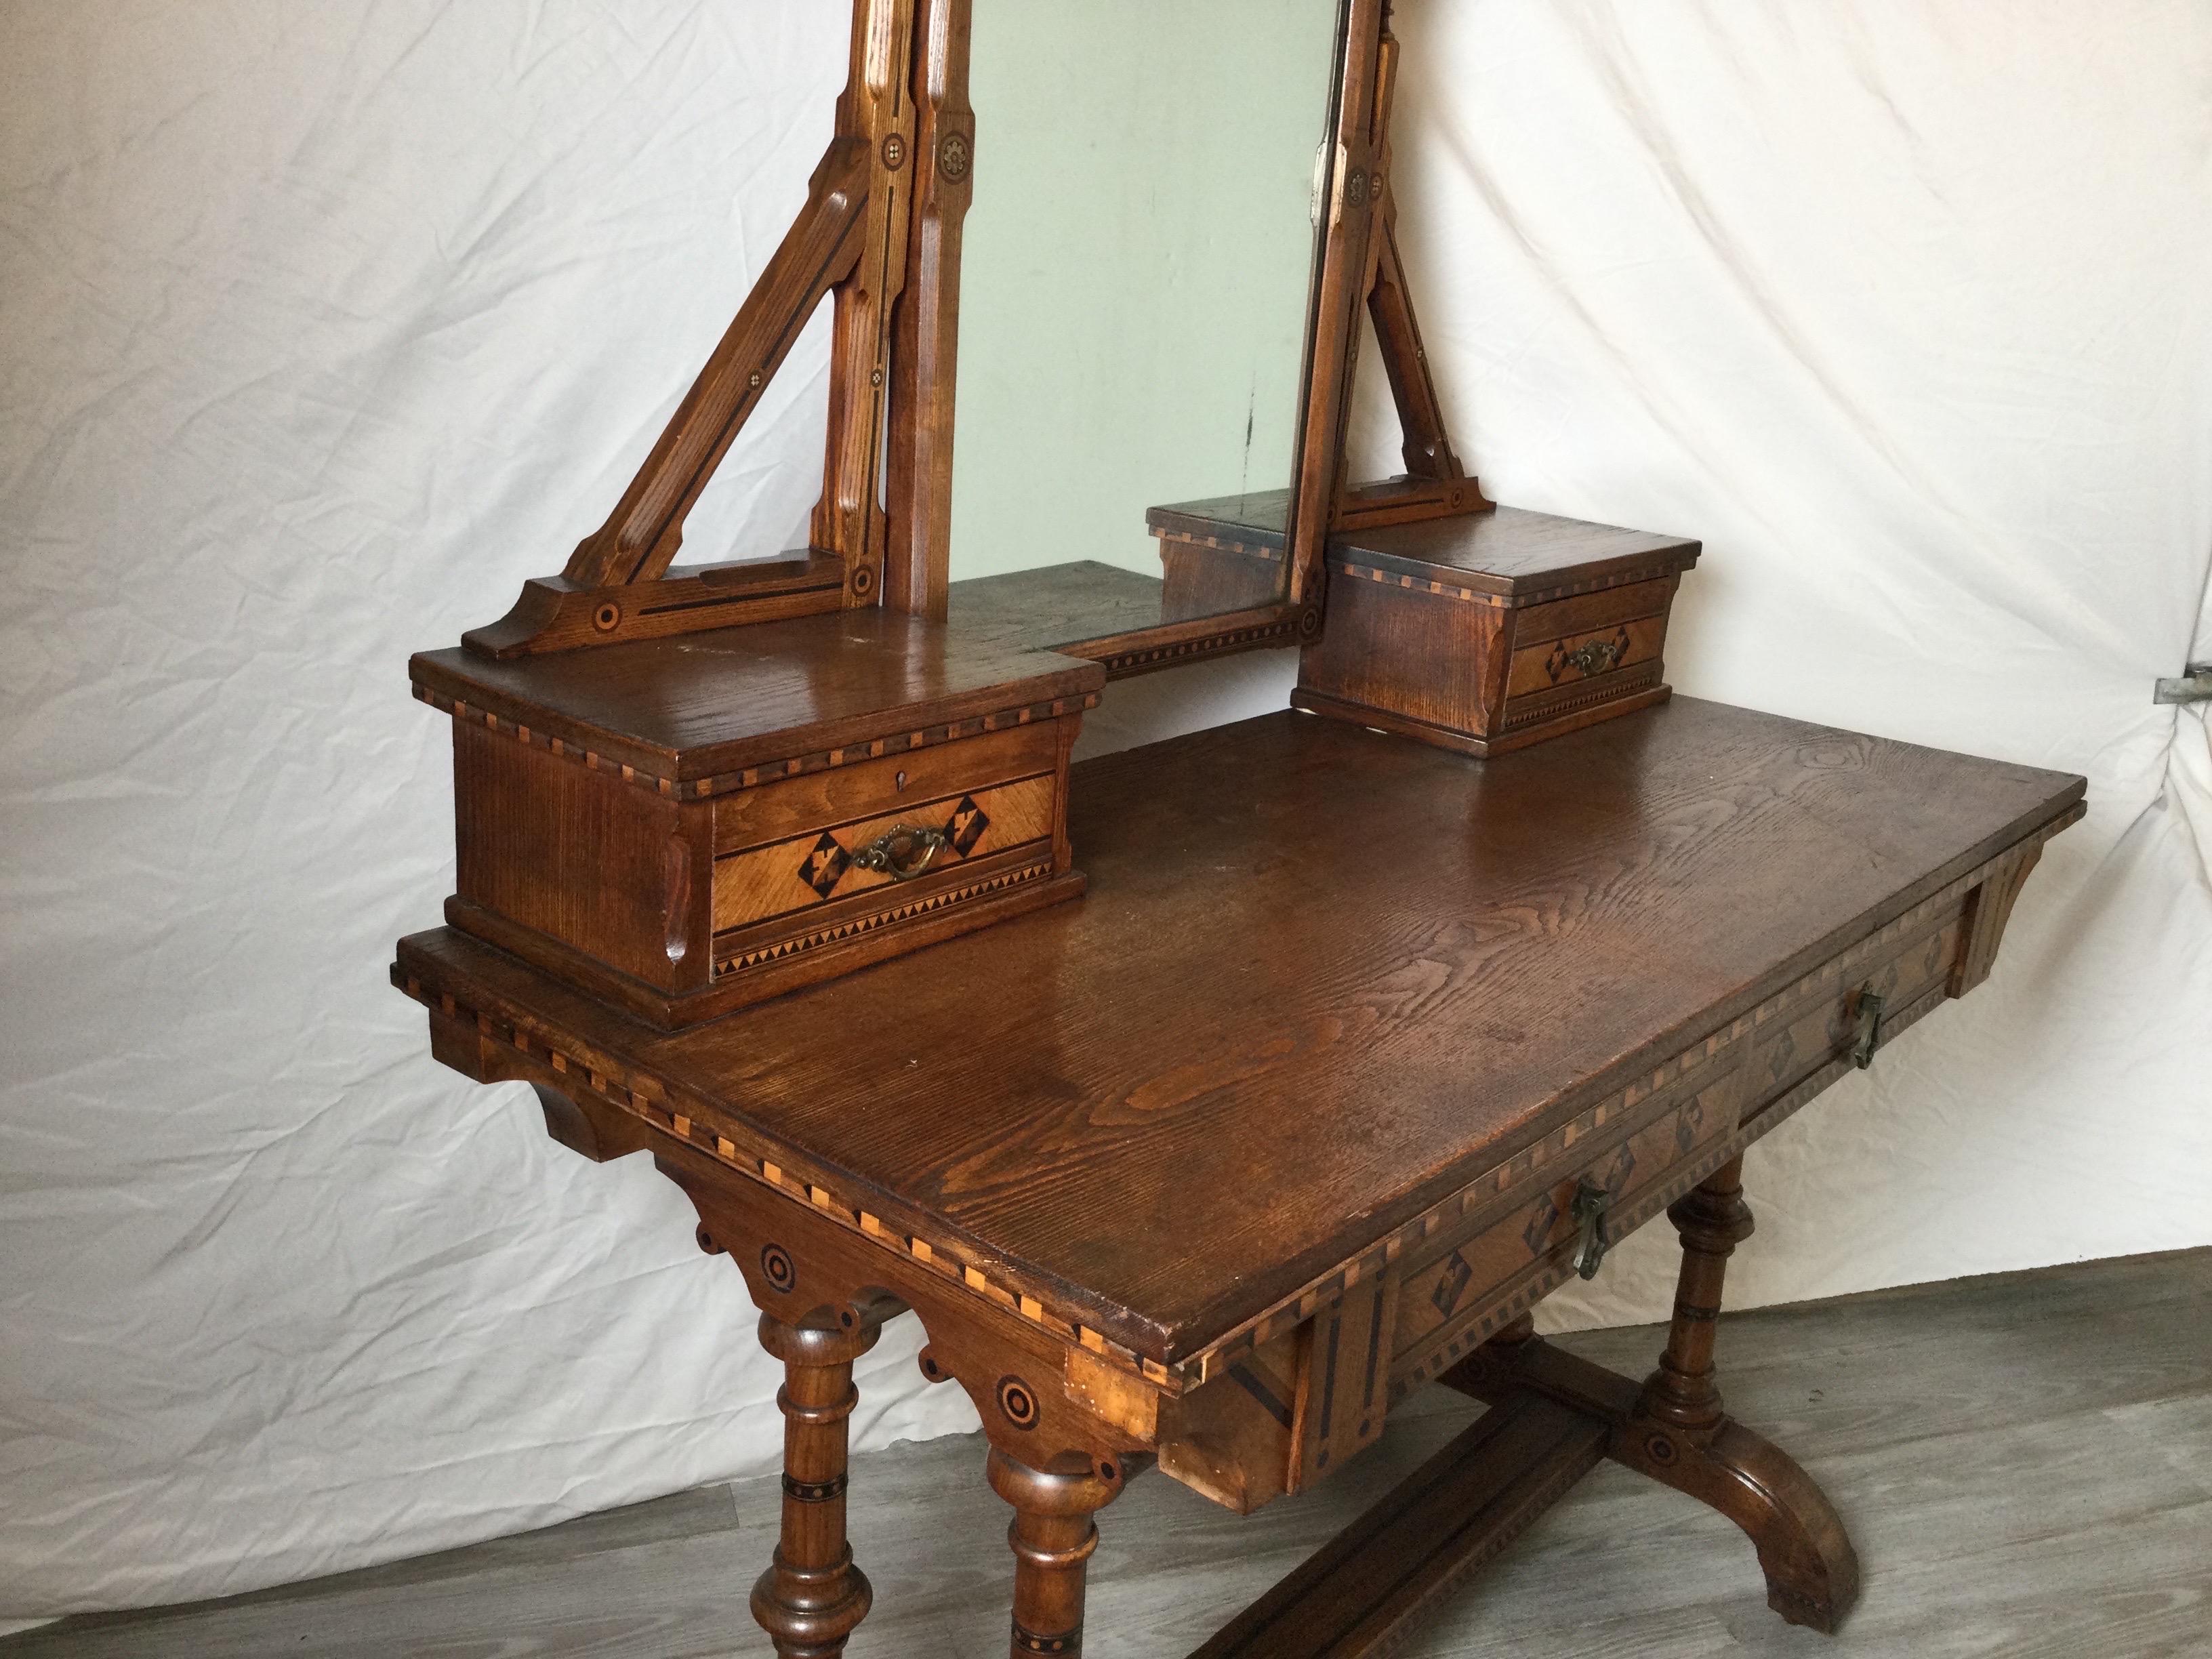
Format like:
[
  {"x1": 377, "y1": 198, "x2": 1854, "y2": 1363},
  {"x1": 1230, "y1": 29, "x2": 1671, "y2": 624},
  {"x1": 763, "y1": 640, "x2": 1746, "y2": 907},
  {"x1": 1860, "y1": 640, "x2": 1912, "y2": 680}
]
[
  {"x1": 413, "y1": 610, "x2": 1102, "y2": 783},
  {"x1": 1332, "y1": 506, "x2": 1696, "y2": 596},
  {"x1": 395, "y1": 699, "x2": 2081, "y2": 1372}
]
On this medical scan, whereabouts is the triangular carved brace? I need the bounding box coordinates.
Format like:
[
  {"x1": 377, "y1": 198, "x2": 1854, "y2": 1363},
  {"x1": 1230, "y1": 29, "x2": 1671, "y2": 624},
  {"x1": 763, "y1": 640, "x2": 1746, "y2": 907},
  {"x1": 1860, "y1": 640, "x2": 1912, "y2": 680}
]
[
  {"x1": 467, "y1": 0, "x2": 956, "y2": 660},
  {"x1": 1334, "y1": 18, "x2": 1489, "y2": 535},
  {"x1": 1286, "y1": 3, "x2": 1488, "y2": 603}
]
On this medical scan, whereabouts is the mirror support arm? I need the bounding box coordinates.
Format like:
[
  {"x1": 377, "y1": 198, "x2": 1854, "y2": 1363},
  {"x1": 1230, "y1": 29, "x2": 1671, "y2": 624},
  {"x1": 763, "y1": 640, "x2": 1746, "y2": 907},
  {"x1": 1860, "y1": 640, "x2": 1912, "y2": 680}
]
[{"x1": 884, "y1": 0, "x2": 978, "y2": 622}]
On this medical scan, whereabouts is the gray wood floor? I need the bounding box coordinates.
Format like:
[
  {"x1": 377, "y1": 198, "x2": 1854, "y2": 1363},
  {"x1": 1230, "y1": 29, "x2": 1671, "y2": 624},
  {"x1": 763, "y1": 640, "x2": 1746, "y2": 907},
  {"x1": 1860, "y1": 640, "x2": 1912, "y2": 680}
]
[{"x1": 11, "y1": 1250, "x2": 2210, "y2": 1658}]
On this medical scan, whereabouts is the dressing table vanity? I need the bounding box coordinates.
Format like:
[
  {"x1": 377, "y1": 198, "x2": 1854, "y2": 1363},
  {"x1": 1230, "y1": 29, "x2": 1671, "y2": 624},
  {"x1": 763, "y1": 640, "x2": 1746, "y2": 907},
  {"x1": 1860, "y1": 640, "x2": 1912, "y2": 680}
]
[{"x1": 392, "y1": 3, "x2": 2085, "y2": 1654}]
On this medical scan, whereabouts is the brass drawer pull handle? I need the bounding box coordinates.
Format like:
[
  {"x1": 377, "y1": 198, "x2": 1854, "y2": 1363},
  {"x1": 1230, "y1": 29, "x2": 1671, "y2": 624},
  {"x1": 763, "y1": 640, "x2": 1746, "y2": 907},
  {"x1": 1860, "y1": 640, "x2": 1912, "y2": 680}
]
[
  {"x1": 1851, "y1": 987, "x2": 1886, "y2": 1070},
  {"x1": 1572, "y1": 1179, "x2": 1613, "y2": 1280},
  {"x1": 1544, "y1": 626, "x2": 1633, "y2": 685},
  {"x1": 1564, "y1": 636, "x2": 1624, "y2": 676},
  {"x1": 852, "y1": 824, "x2": 951, "y2": 882}
]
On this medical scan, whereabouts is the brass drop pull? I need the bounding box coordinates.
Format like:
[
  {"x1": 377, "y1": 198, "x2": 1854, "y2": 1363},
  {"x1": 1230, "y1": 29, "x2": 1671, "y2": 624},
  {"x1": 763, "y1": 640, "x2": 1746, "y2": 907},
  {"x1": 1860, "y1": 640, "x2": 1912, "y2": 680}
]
[
  {"x1": 1851, "y1": 987, "x2": 1886, "y2": 1070},
  {"x1": 1563, "y1": 636, "x2": 1624, "y2": 677},
  {"x1": 853, "y1": 823, "x2": 951, "y2": 882},
  {"x1": 1571, "y1": 1179, "x2": 1613, "y2": 1280}
]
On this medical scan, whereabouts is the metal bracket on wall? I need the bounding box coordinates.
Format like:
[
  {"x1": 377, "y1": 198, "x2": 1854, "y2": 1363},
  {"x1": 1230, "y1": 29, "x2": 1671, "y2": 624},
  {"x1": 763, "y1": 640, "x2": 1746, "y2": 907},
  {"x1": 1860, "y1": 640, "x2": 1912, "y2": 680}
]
[{"x1": 2154, "y1": 663, "x2": 2212, "y2": 705}]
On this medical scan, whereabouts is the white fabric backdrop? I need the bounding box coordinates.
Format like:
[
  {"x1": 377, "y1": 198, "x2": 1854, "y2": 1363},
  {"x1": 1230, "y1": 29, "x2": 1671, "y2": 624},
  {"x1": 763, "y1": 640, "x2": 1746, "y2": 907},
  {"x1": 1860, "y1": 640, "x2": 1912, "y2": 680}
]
[{"x1": 2, "y1": 0, "x2": 2207, "y2": 1623}]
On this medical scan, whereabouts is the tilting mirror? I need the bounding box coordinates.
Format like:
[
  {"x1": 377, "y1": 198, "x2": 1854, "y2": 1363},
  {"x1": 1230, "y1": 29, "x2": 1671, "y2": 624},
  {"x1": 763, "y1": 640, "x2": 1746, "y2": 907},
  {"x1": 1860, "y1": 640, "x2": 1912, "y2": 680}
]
[{"x1": 947, "y1": 0, "x2": 1349, "y2": 664}]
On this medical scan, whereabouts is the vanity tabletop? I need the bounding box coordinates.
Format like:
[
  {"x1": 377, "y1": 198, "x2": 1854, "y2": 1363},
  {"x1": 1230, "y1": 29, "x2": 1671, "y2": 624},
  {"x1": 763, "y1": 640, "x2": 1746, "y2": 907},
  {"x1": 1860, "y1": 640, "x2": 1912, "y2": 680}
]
[{"x1": 396, "y1": 699, "x2": 2082, "y2": 1370}]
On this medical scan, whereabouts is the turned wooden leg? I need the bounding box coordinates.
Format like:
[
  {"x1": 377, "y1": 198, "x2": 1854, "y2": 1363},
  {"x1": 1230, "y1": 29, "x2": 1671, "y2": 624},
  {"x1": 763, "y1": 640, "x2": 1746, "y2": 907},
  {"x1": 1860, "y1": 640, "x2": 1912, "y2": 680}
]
[
  {"x1": 987, "y1": 1449, "x2": 1131, "y2": 1657},
  {"x1": 750, "y1": 1308, "x2": 883, "y2": 1658},
  {"x1": 1618, "y1": 1157, "x2": 1862, "y2": 1633}
]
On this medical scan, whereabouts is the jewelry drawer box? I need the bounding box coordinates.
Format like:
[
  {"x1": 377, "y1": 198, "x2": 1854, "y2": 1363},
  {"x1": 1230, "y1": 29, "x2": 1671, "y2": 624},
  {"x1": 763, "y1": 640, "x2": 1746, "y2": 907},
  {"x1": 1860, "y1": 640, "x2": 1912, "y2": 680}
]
[
  {"x1": 410, "y1": 611, "x2": 1103, "y2": 1029},
  {"x1": 1294, "y1": 506, "x2": 1702, "y2": 757}
]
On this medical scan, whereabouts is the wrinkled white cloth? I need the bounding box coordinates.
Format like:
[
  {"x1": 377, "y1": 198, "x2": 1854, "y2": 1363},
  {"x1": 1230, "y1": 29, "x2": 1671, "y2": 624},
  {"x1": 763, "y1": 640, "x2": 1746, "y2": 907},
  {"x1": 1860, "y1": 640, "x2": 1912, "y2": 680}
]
[{"x1": 1, "y1": 0, "x2": 2207, "y2": 1620}]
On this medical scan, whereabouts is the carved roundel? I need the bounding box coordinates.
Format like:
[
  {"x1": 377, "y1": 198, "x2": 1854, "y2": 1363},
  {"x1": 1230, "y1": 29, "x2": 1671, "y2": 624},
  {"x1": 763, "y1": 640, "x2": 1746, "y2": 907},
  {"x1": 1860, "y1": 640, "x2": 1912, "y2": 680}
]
[
  {"x1": 882, "y1": 133, "x2": 907, "y2": 171},
  {"x1": 1645, "y1": 1432, "x2": 1678, "y2": 1467},
  {"x1": 760, "y1": 1243, "x2": 798, "y2": 1295},
  {"x1": 995, "y1": 1374, "x2": 1041, "y2": 1431},
  {"x1": 939, "y1": 131, "x2": 972, "y2": 182}
]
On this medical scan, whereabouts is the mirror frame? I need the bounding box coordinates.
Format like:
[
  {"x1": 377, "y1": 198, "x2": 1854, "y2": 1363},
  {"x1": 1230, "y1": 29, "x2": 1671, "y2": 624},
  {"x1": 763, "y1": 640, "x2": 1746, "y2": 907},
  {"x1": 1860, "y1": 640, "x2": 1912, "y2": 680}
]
[{"x1": 459, "y1": 0, "x2": 1474, "y2": 678}]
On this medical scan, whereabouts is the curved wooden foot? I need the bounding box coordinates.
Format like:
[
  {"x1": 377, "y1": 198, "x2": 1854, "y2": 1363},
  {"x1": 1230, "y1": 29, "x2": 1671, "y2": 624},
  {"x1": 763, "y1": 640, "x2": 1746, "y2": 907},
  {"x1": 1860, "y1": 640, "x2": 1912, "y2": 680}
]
[
  {"x1": 1614, "y1": 1412, "x2": 1860, "y2": 1631},
  {"x1": 1442, "y1": 1155, "x2": 1862, "y2": 1637},
  {"x1": 987, "y1": 1448, "x2": 1133, "y2": 1657},
  {"x1": 1630, "y1": 1155, "x2": 1860, "y2": 1632},
  {"x1": 751, "y1": 1308, "x2": 884, "y2": 1658}
]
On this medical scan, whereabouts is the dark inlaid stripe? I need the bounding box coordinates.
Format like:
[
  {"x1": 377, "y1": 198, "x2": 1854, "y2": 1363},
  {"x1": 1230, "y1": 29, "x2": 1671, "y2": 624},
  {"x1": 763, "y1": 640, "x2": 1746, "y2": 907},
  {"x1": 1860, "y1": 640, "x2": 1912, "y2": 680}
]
[
  {"x1": 1228, "y1": 1361, "x2": 1294, "y2": 1431},
  {"x1": 781, "y1": 1473, "x2": 848, "y2": 1504},
  {"x1": 1360, "y1": 1284, "x2": 1387, "y2": 1412},
  {"x1": 1316, "y1": 1311, "x2": 1344, "y2": 1442},
  {"x1": 1012, "y1": 1620, "x2": 1077, "y2": 1653}
]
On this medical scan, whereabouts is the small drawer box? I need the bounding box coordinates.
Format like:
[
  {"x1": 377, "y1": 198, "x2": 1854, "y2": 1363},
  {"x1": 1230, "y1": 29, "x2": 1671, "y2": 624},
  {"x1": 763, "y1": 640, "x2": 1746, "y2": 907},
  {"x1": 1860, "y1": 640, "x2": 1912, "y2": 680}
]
[
  {"x1": 411, "y1": 611, "x2": 1103, "y2": 1028},
  {"x1": 1294, "y1": 507, "x2": 1701, "y2": 758}
]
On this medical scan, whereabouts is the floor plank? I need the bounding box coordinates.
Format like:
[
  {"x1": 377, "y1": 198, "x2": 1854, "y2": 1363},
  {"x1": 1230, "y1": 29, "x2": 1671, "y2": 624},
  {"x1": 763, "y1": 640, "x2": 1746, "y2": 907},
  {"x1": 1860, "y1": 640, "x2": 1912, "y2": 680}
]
[{"x1": 9, "y1": 1250, "x2": 2209, "y2": 1658}]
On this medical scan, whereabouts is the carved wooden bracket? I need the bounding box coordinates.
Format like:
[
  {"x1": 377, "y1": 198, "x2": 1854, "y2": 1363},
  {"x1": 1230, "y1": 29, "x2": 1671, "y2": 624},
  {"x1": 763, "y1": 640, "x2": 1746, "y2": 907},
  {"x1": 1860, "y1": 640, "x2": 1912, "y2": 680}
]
[
  {"x1": 468, "y1": 0, "x2": 974, "y2": 659},
  {"x1": 1288, "y1": 2, "x2": 1490, "y2": 605}
]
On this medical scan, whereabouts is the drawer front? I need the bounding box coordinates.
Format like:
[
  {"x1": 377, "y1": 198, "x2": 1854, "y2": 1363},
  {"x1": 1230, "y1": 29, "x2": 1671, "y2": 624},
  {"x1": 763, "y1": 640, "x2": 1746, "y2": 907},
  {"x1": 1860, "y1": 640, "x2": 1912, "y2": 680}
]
[
  {"x1": 1741, "y1": 909, "x2": 1965, "y2": 1133},
  {"x1": 1511, "y1": 577, "x2": 1676, "y2": 647},
  {"x1": 1390, "y1": 1065, "x2": 1740, "y2": 1391},
  {"x1": 1506, "y1": 612, "x2": 1669, "y2": 699},
  {"x1": 712, "y1": 723, "x2": 1059, "y2": 856},
  {"x1": 712, "y1": 772, "x2": 1057, "y2": 936}
]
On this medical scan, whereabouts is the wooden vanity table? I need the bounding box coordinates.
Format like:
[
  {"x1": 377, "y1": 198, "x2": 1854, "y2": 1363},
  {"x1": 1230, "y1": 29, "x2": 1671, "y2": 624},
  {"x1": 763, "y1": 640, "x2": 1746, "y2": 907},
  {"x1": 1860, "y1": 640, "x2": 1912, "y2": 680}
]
[{"x1": 392, "y1": 3, "x2": 2085, "y2": 1652}]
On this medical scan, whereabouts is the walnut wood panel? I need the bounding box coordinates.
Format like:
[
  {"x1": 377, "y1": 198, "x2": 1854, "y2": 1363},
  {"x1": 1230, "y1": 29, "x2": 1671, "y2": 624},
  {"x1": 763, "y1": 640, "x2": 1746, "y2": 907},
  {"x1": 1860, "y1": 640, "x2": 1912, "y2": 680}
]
[
  {"x1": 1155, "y1": 1329, "x2": 1305, "y2": 1516},
  {"x1": 1158, "y1": 535, "x2": 1290, "y2": 626},
  {"x1": 1286, "y1": 0, "x2": 1391, "y2": 602},
  {"x1": 1296, "y1": 508, "x2": 1695, "y2": 758},
  {"x1": 711, "y1": 773, "x2": 1055, "y2": 933},
  {"x1": 712, "y1": 722, "x2": 1057, "y2": 856},
  {"x1": 1329, "y1": 507, "x2": 1699, "y2": 599},
  {"x1": 1390, "y1": 1067, "x2": 1740, "y2": 1389},
  {"x1": 1492, "y1": 669, "x2": 1670, "y2": 745},
  {"x1": 412, "y1": 611, "x2": 1101, "y2": 790},
  {"x1": 394, "y1": 700, "x2": 2082, "y2": 1381},
  {"x1": 464, "y1": 554, "x2": 847, "y2": 661},
  {"x1": 1502, "y1": 613, "x2": 1668, "y2": 699},
  {"x1": 1298, "y1": 577, "x2": 1507, "y2": 736},
  {"x1": 883, "y1": 0, "x2": 975, "y2": 620},
  {"x1": 450, "y1": 718, "x2": 706, "y2": 994},
  {"x1": 811, "y1": 0, "x2": 917, "y2": 608},
  {"x1": 1951, "y1": 841, "x2": 2045, "y2": 996},
  {"x1": 1509, "y1": 576, "x2": 1677, "y2": 645},
  {"x1": 1290, "y1": 1275, "x2": 1399, "y2": 1494}
]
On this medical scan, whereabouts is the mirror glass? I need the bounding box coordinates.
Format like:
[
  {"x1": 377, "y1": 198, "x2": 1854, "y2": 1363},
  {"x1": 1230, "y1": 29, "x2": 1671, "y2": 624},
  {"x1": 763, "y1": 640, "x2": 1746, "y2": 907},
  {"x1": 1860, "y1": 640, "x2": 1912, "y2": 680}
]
[{"x1": 949, "y1": 0, "x2": 1345, "y2": 649}]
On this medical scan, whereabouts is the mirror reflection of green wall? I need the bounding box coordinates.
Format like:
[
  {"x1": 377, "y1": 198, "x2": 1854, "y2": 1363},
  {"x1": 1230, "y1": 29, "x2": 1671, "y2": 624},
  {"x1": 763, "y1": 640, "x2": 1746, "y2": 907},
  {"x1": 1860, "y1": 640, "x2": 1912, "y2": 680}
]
[{"x1": 950, "y1": 0, "x2": 1342, "y2": 595}]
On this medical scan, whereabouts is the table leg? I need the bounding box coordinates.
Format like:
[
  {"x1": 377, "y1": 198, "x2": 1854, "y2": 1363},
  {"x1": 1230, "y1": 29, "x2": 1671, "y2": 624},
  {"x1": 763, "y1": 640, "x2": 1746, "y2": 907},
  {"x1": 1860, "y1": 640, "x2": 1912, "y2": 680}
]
[
  {"x1": 1615, "y1": 1156, "x2": 1862, "y2": 1632},
  {"x1": 750, "y1": 1307, "x2": 883, "y2": 1658},
  {"x1": 1441, "y1": 1155, "x2": 1862, "y2": 1637},
  {"x1": 987, "y1": 1448, "x2": 1130, "y2": 1656}
]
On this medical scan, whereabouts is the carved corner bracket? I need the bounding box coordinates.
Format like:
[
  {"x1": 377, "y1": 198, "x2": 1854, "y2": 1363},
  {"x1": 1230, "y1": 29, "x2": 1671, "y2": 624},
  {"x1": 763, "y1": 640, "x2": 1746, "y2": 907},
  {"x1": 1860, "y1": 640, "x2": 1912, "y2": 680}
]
[{"x1": 468, "y1": 0, "x2": 977, "y2": 659}]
